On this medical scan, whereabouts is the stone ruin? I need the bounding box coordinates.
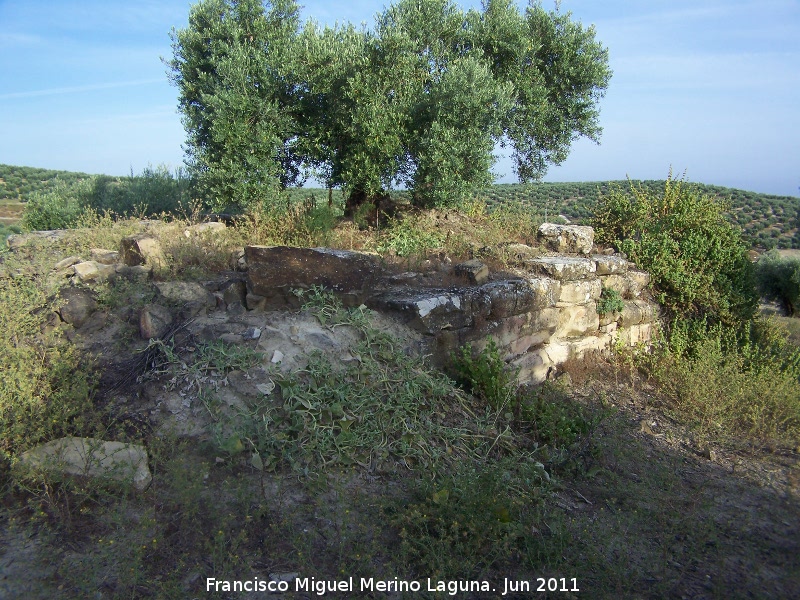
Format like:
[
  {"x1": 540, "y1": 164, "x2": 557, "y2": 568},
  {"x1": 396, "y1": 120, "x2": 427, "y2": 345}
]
[
  {"x1": 244, "y1": 223, "x2": 659, "y2": 384},
  {"x1": 10, "y1": 221, "x2": 660, "y2": 487},
  {"x1": 13, "y1": 220, "x2": 660, "y2": 388}
]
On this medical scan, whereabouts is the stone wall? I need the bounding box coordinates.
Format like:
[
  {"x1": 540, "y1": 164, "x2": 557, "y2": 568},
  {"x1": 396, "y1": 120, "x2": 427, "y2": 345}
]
[{"x1": 245, "y1": 224, "x2": 660, "y2": 384}]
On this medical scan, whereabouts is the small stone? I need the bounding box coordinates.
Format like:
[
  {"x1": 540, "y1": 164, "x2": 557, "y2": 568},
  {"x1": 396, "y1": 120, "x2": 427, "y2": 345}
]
[
  {"x1": 226, "y1": 301, "x2": 245, "y2": 315},
  {"x1": 271, "y1": 350, "x2": 284, "y2": 364},
  {"x1": 54, "y1": 256, "x2": 82, "y2": 270},
  {"x1": 115, "y1": 264, "x2": 152, "y2": 282},
  {"x1": 454, "y1": 259, "x2": 489, "y2": 284},
  {"x1": 155, "y1": 281, "x2": 216, "y2": 309},
  {"x1": 245, "y1": 293, "x2": 266, "y2": 311},
  {"x1": 255, "y1": 382, "x2": 276, "y2": 395},
  {"x1": 58, "y1": 287, "x2": 98, "y2": 329},
  {"x1": 120, "y1": 235, "x2": 166, "y2": 268},
  {"x1": 243, "y1": 327, "x2": 262, "y2": 340},
  {"x1": 90, "y1": 248, "x2": 120, "y2": 265},
  {"x1": 139, "y1": 304, "x2": 173, "y2": 339},
  {"x1": 222, "y1": 280, "x2": 247, "y2": 306},
  {"x1": 73, "y1": 261, "x2": 115, "y2": 283}
]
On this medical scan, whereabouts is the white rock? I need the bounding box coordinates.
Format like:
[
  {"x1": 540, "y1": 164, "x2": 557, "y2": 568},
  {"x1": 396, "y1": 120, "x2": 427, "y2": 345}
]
[{"x1": 19, "y1": 437, "x2": 152, "y2": 491}]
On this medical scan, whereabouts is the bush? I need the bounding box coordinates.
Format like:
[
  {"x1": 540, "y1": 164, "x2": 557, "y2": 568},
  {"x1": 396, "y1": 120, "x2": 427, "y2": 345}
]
[
  {"x1": 21, "y1": 178, "x2": 93, "y2": 231},
  {"x1": 756, "y1": 250, "x2": 800, "y2": 315},
  {"x1": 592, "y1": 174, "x2": 758, "y2": 325},
  {"x1": 88, "y1": 164, "x2": 193, "y2": 217},
  {"x1": 597, "y1": 288, "x2": 625, "y2": 315},
  {"x1": 0, "y1": 275, "x2": 97, "y2": 463},
  {"x1": 450, "y1": 340, "x2": 517, "y2": 410},
  {"x1": 639, "y1": 318, "x2": 800, "y2": 447}
]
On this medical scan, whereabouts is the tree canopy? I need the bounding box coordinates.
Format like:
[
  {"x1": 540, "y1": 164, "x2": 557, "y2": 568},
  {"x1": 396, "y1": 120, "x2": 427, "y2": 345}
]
[{"x1": 169, "y1": 0, "x2": 612, "y2": 211}]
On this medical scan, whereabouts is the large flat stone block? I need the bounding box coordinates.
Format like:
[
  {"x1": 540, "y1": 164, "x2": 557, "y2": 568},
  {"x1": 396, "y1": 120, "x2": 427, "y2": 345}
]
[
  {"x1": 557, "y1": 278, "x2": 602, "y2": 306},
  {"x1": 555, "y1": 303, "x2": 600, "y2": 338},
  {"x1": 247, "y1": 246, "x2": 383, "y2": 298},
  {"x1": 537, "y1": 223, "x2": 594, "y2": 254},
  {"x1": 526, "y1": 256, "x2": 596, "y2": 281}
]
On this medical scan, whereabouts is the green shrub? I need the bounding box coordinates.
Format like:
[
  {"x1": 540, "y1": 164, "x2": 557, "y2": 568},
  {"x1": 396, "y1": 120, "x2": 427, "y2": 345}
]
[
  {"x1": 87, "y1": 164, "x2": 194, "y2": 217},
  {"x1": 391, "y1": 457, "x2": 552, "y2": 579},
  {"x1": 639, "y1": 318, "x2": 800, "y2": 446},
  {"x1": 756, "y1": 250, "x2": 800, "y2": 315},
  {"x1": 592, "y1": 174, "x2": 758, "y2": 324},
  {"x1": 597, "y1": 287, "x2": 625, "y2": 315},
  {"x1": 450, "y1": 340, "x2": 517, "y2": 410},
  {"x1": 0, "y1": 275, "x2": 97, "y2": 463},
  {"x1": 21, "y1": 178, "x2": 93, "y2": 231},
  {"x1": 517, "y1": 383, "x2": 598, "y2": 450},
  {"x1": 377, "y1": 215, "x2": 445, "y2": 257}
]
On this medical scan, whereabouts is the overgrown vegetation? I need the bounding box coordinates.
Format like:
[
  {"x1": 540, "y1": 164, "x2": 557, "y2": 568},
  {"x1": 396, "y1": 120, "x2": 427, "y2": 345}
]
[
  {"x1": 593, "y1": 174, "x2": 758, "y2": 325},
  {"x1": 1, "y1": 182, "x2": 798, "y2": 597},
  {"x1": 756, "y1": 250, "x2": 800, "y2": 316},
  {"x1": 0, "y1": 272, "x2": 97, "y2": 466},
  {"x1": 638, "y1": 318, "x2": 800, "y2": 447},
  {"x1": 590, "y1": 175, "x2": 800, "y2": 449},
  {"x1": 597, "y1": 287, "x2": 625, "y2": 315}
]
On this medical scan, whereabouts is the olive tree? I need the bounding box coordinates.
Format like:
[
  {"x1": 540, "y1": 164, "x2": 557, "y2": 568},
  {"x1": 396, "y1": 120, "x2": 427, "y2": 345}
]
[{"x1": 169, "y1": 0, "x2": 612, "y2": 210}]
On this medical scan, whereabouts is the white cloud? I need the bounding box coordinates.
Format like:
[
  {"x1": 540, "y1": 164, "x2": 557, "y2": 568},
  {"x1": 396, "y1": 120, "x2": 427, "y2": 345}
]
[{"x1": 0, "y1": 78, "x2": 165, "y2": 100}]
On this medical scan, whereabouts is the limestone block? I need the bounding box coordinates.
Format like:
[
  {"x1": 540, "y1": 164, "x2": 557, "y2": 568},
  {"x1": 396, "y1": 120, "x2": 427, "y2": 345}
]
[
  {"x1": 90, "y1": 248, "x2": 120, "y2": 265},
  {"x1": 600, "y1": 321, "x2": 618, "y2": 335},
  {"x1": 120, "y1": 235, "x2": 166, "y2": 269},
  {"x1": 537, "y1": 223, "x2": 594, "y2": 254},
  {"x1": 73, "y1": 261, "x2": 115, "y2": 283},
  {"x1": 511, "y1": 342, "x2": 570, "y2": 384},
  {"x1": 618, "y1": 299, "x2": 658, "y2": 327},
  {"x1": 19, "y1": 437, "x2": 152, "y2": 491},
  {"x1": 569, "y1": 334, "x2": 612, "y2": 358},
  {"x1": 526, "y1": 256, "x2": 596, "y2": 281},
  {"x1": 468, "y1": 308, "x2": 559, "y2": 357},
  {"x1": 602, "y1": 270, "x2": 651, "y2": 298},
  {"x1": 470, "y1": 278, "x2": 560, "y2": 318},
  {"x1": 372, "y1": 290, "x2": 469, "y2": 334},
  {"x1": 555, "y1": 303, "x2": 600, "y2": 338},
  {"x1": 540, "y1": 341, "x2": 571, "y2": 366},
  {"x1": 454, "y1": 259, "x2": 489, "y2": 284},
  {"x1": 592, "y1": 254, "x2": 629, "y2": 275},
  {"x1": 615, "y1": 322, "x2": 655, "y2": 346},
  {"x1": 511, "y1": 349, "x2": 551, "y2": 385},
  {"x1": 58, "y1": 287, "x2": 97, "y2": 328},
  {"x1": 557, "y1": 278, "x2": 602, "y2": 306},
  {"x1": 155, "y1": 281, "x2": 216, "y2": 309},
  {"x1": 246, "y1": 246, "x2": 383, "y2": 297}
]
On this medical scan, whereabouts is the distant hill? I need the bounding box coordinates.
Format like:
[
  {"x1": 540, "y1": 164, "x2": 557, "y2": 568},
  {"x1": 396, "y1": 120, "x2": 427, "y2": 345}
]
[
  {"x1": 0, "y1": 164, "x2": 95, "y2": 202},
  {"x1": 481, "y1": 181, "x2": 800, "y2": 250},
  {"x1": 2, "y1": 164, "x2": 798, "y2": 249}
]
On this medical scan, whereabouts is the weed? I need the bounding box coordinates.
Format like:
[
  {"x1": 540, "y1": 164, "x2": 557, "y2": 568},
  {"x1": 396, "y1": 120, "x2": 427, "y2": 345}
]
[
  {"x1": 377, "y1": 215, "x2": 445, "y2": 257},
  {"x1": 637, "y1": 317, "x2": 800, "y2": 447},
  {"x1": 450, "y1": 339, "x2": 517, "y2": 410},
  {"x1": 389, "y1": 456, "x2": 553, "y2": 580},
  {"x1": 597, "y1": 287, "x2": 625, "y2": 315},
  {"x1": 0, "y1": 274, "x2": 98, "y2": 464}
]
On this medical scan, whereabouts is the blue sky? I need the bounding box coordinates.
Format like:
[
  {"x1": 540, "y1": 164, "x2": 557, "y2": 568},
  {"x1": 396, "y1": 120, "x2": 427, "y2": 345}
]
[{"x1": 0, "y1": 0, "x2": 798, "y2": 196}]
